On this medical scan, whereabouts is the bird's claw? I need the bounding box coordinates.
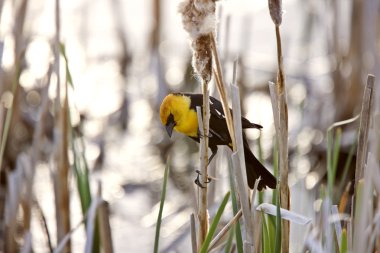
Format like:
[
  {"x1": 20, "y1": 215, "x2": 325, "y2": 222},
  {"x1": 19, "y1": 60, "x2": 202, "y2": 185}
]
[
  {"x1": 199, "y1": 133, "x2": 212, "y2": 139},
  {"x1": 194, "y1": 170, "x2": 212, "y2": 188}
]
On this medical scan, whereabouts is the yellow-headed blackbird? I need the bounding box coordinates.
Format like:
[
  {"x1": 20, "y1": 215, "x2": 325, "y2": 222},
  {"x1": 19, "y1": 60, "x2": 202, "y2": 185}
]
[{"x1": 159, "y1": 93, "x2": 276, "y2": 190}]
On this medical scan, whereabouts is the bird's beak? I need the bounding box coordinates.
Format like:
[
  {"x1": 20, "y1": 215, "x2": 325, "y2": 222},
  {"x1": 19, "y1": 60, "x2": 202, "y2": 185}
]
[{"x1": 165, "y1": 121, "x2": 175, "y2": 137}]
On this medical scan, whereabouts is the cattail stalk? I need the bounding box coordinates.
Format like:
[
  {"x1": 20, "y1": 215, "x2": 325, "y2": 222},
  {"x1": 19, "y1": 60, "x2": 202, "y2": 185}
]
[
  {"x1": 179, "y1": 0, "x2": 216, "y2": 247},
  {"x1": 267, "y1": 0, "x2": 289, "y2": 251},
  {"x1": 53, "y1": 0, "x2": 71, "y2": 251},
  {"x1": 196, "y1": 84, "x2": 210, "y2": 247}
]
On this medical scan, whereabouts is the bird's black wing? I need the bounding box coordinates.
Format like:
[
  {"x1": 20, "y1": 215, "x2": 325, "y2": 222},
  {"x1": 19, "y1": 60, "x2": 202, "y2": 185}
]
[
  {"x1": 184, "y1": 93, "x2": 262, "y2": 142},
  {"x1": 185, "y1": 93, "x2": 230, "y2": 144},
  {"x1": 209, "y1": 95, "x2": 262, "y2": 129},
  {"x1": 184, "y1": 93, "x2": 224, "y2": 118}
]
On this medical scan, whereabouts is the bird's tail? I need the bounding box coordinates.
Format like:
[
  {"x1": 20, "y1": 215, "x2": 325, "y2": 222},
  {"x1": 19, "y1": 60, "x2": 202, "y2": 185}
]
[{"x1": 244, "y1": 143, "x2": 277, "y2": 190}]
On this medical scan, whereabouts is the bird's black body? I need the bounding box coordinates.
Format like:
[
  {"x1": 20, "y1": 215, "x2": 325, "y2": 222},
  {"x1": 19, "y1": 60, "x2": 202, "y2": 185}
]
[{"x1": 178, "y1": 93, "x2": 276, "y2": 190}]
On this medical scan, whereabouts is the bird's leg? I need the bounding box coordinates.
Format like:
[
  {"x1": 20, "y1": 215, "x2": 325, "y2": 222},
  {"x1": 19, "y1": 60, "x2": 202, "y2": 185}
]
[
  {"x1": 195, "y1": 170, "x2": 206, "y2": 188},
  {"x1": 194, "y1": 170, "x2": 212, "y2": 188},
  {"x1": 198, "y1": 130, "x2": 213, "y2": 139},
  {"x1": 193, "y1": 144, "x2": 217, "y2": 187}
]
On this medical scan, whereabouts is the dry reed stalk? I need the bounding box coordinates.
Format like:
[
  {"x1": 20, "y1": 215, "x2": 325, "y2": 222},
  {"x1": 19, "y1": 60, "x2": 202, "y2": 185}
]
[
  {"x1": 54, "y1": 0, "x2": 61, "y2": 109},
  {"x1": 269, "y1": 81, "x2": 289, "y2": 250},
  {"x1": 190, "y1": 213, "x2": 197, "y2": 253},
  {"x1": 363, "y1": 155, "x2": 380, "y2": 253},
  {"x1": 54, "y1": 79, "x2": 71, "y2": 253},
  {"x1": 353, "y1": 177, "x2": 369, "y2": 253},
  {"x1": 210, "y1": 36, "x2": 236, "y2": 148},
  {"x1": 200, "y1": 62, "x2": 211, "y2": 248},
  {"x1": 208, "y1": 209, "x2": 243, "y2": 251},
  {"x1": 232, "y1": 153, "x2": 254, "y2": 252},
  {"x1": 252, "y1": 178, "x2": 262, "y2": 253},
  {"x1": 354, "y1": 74, "x2": 375, "y2": 190},
  {"x1": 231, "y1": 83, "x2": 255, "y2": 252},
  {"x1": 267, "y1": 0, "x2": 289, "y2": 251},
  {"x1": 352, "y1": 75, "x2": 376, "y2": 252},
  {"x1": 231, "y1": 61, "x2": 248, "y2": 188},
  {"x1": 196, "y1": 104, "x2": 210, "y2": 247},
  {"x1": 13, "y1": 0, "x2": 28, "y2": 59},
  {"x1": 150, "y1": 0, "x2": 161, "y2": 52},
  {"x1": 276, "y1": 51, "x2": 290, "y2": 253},
  {"x1": 97, "y1": 193, "x2": 113, "y2": 253},
  {"x1": 179, "y1": 0, "x2": 216, "y2": 247},
  {"x1": 253, "y1": 211, "x2": 263, "y2": 253},
  {"x1": 350, "y1": 75, "x2": 375, "y2": 249},
  {"x1": 97, "y1": 202, "x2": 113, "y2": 252},
  {"x1": 52, "y1": 0, "x2": 71, "y2": 251}
]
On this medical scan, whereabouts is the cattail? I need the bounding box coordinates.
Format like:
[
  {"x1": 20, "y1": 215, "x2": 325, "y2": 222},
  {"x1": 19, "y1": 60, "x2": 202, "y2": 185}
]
[
  {"x1": 191, "y1": 35, "x2": 212, "y2": 83},
  {"x1": 178, "y1": 0, "x2": 216, "y2": 83},
  {"x1": 268, "y1": 0, "x2": 282, "y2": 26}
]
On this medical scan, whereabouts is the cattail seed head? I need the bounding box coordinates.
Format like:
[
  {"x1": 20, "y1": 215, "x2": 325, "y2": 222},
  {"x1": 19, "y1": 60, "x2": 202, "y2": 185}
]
[
  {"x1": 192, "y1": 35, "x2": 212, "y2": 83},
  {"x1": 179, "y1": 0, "x2": 215, "y2": 82},
  {"x1": 268, "y1": 0, "x2": 282, "y2": 26},
  {"x1": 179, "y1": 0, "x2": 215, "y2": 38}
]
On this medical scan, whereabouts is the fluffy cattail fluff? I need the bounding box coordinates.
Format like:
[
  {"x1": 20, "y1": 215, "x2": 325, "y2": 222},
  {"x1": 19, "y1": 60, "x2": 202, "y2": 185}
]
[
  {"x1": 179, "y1": 0, "x2": 216, "y2": 83},
  {"x1": 191, "y1": 35, "x2": 212, "y2": 82}
]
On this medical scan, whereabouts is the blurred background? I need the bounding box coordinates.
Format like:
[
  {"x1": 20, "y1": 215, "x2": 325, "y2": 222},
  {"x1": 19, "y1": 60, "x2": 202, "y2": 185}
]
[{"x1": 0, "y1": 0, "x2": 379, "y2": 252}]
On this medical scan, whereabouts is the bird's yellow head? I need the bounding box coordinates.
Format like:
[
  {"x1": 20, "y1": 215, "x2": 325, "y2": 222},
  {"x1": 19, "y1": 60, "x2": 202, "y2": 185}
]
[{"x1": 159, "y1": 93, "x2": 198, "y2": 138}]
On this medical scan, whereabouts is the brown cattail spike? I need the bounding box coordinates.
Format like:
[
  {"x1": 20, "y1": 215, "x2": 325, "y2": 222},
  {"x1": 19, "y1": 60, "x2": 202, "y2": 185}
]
[
  {"x1": 268, "y1": 0, "x2": 282, "y2": 26},
  {"x1": 192, "y1": 35, "x2": 212, "y2": 83}
]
